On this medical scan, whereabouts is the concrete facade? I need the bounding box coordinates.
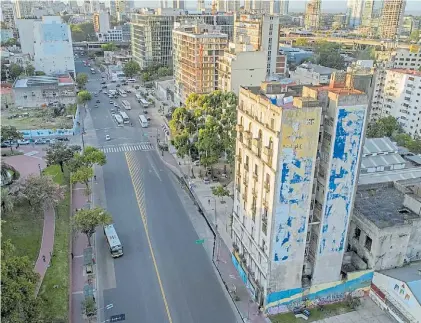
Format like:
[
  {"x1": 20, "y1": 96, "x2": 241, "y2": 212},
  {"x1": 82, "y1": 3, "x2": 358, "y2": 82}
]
[
  {"x1": 13, "y1": 74, "x2": 76, "y2": 108},
  {"x1": 33, "y1": 17, "x2": 75, "y2": 76},
  {"x1": 291, "y1": 63, "x2": 338, "y2": 85},
  {"x1": 16, "y1": 18, "x2": 37, "y2": 57},
  {"x1": 217, "y1": 43, "x2": 267, "y2": 95},
  {"x1": 172, "y1": 24, "x2": 228, "y2": 105}
]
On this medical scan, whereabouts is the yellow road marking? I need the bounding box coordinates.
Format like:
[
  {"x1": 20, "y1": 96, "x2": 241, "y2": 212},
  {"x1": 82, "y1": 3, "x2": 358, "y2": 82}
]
[{"x1": 125, "y1": 152, "x2": 173, "y2": 323}]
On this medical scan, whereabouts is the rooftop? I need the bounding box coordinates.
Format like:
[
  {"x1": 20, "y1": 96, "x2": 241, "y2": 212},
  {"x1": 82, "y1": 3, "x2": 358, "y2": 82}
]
[
  {"x1": 361, "y1": 153, "x2": 406, "y2": 169},
  {"x1": 390, "y1": 69, "x2": 421, "y2": 77},
  {"x1": 297, "y1": 63, "x2": 337, "y2": 75},
  {"x1": 307, "y1": 84, "x2": 364, "y2": 95},
  {"x1": 379, "y1": 261, "x2": 421, "y2": 303},
  {"x1": 13, "y1": 75, "x2": 74, "y2": 88},
  {"x1": 363, "y1": 137, "x2": 397, "y2": 155},
  {"x1": 354, "y1": 182, "x2": 420, "y2": 229},
  {"x1": 358, "y1": 167, "x2": 421, "y2": 185}
]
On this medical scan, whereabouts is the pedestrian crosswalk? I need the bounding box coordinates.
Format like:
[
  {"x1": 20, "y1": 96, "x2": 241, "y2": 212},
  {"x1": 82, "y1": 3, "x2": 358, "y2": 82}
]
[{"x1": 100, "y1": 143, "x2": 154, "y2": 154}]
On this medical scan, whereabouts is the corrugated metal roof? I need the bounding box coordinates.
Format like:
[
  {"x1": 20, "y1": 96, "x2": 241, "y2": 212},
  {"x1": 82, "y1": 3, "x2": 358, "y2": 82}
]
[
  {"x1": 359, "y1": 168, "x2": 421, "y2": 185},
  {"x1": 406, "y1": 155, "x2": 421, "y2": 165},
  {"x1": 363, "y1": 137, "x2": 397, "y2": 155},
  {"x1": 361, "y1": 153, "x2": 406, "y2": 169}
]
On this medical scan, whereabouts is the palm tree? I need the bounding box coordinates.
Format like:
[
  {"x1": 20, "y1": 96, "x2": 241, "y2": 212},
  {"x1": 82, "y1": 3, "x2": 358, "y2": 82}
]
[{"x1": 1, "y1": 188, "x2": 14, "y2": 213}]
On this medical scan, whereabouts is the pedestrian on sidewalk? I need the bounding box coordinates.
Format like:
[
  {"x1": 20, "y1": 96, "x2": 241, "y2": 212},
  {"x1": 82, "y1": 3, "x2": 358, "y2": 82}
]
[
  {"x1": 42, "y1": 255, "x2": 46, "y2": 262},
  {"x1": 71, "y1": 252, "x2": 74, "y2": 259},
  {"x1": 94, "y1": 175, "x2": 97, "y2": 181}
]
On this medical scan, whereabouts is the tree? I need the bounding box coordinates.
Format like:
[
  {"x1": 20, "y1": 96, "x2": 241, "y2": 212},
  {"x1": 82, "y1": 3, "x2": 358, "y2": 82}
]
[
  {"x1": 295, "y1": 38, "x2": 309, "y2": 47},
  {"x1": 409, "y1": 30, "x2": 420, "y2": 42},
  {"x1": 212, "y1": 185, "x2": 230, "y2": 202},
  {"x1": 313, "y1": 41, "x2": 345, "y2": 70},
  {"x1": 157, "y1": 66, "x2": 172, "y2": 77},
  {"x1": 73, "y1": 207, "x2": 112, "y2": 246},
  {"x1": 1, "y1": 126, "x2": 23, "y2": 151},
  {"x1": 357, "y1": 48, "x2": 375, "y2": 60},
  {"x1": 101, "y1": 42, "x2": 117, "y2": 51},
  {"x1": 123, "y1": 60, "x2": 140, "y2": 78},
  {"x1": 366, "y1": 116, "x2": 399, "y2": 138},
  {"x1": 78, "y1": 90, "x2": 92, "y2": 104},
  {"x1": 1, "y1": 188, "x2": 14, "y2": 213},
  {"x1": 8, "y1": 63, "x2": 23, "y2": 80},
  {"x1": 1, "y1": 240, "x2": 41, "y2": 323},
  {"x1": 1, "y1": 162, "x2": 18, "y2": 185},
  {"x1": 25, "y1": 64, "x2": 35, "y2": 76},
  {"x1": 70, "y1": 166, "x2": 94, "y2": 192},
  {"x1": 35, "y1": 71, "x2": 46, "y2": 76},
  {"x1": 141, "y1": 72, "x2": 151, "y2": 82},
  {"x1": 81, "y1": 146, "x2": 107, "y2": 167},
  {"x1": 45, "y1": 142, "x2": 81, "y2": 172},
  {"x1": 393, "y1": 133, "x2": 412, "y2": 147},
  {"x1": 380, "y1": 116, "x2": 400, "y2": 137},
  {"x1": 172, "y1": 131, "x2": 192, "y2": 158},
  {"x1": 406, "y1": 139, "x2": 421, "y2": 154},
  {"x1": 4, "y1": 38, "x2": 17, "y2": 46},
  {"x1": 76, "y1": 73, "x2": 88, "y2": 88},
  {"x1": 197, "y1": 117, "x2": 224, "y2": 168},
  {"x1": 21, "y1": 174, "x2": 65, "y2": 212}
]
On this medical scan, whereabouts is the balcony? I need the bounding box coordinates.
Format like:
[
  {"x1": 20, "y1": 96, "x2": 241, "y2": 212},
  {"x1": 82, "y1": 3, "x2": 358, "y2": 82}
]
[
  {"x1": 243, "y1": 177, "x2": 247, "y2": 185},
  {"x1": 244, "y1": 163, "x2": 249, "y2": 172},
  {"x1": 263, "y1": 146, "x2": 272, "y2": 156},
  {"x1": 242, "y1": 193, "x2": 247, "y2": 201},
  {"x1": 253, "y1": 172, "x2": 258, "y2": 181},
  {"x1": 252, "y1": 188, "x2": 257, "y2": 197},
  {"x1": 262, "y1": 217, "x2": 267, "y2": 235},
  {"x1": 236, "y1": 124, "x2": 244, "y2": 132},
  {"x1": 264, "y1": 181, "x2": 270, "y2": 193},
  {"x1": 262, "y1": 199, "x2": 268, "y2": 208},
  {"x1": 236, "y1": 168, "x2": 241, "y2": 177}
]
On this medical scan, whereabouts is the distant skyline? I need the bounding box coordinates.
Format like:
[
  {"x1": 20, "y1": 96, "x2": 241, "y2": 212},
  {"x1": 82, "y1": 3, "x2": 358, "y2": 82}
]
[{"x1": 130, "y1": 0, "x2": 420, "y2": 15}]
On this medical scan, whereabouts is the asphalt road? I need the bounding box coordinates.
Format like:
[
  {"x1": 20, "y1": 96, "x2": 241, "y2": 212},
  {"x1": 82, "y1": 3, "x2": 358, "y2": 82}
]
[{"x1": 75, "y1": 60, "x2": 237, "y2": 323}]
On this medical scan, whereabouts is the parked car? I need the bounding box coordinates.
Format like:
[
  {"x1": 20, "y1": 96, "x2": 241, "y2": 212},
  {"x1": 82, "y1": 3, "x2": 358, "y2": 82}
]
[
  {"x1": 94, "y1": 93, "x2": 98, "y2": 97},
  {"x1": 56, "y1": 137, "x2": 69, "y2": 142},
  {"x1": 109, "y1": 100, "x2": 113, "y2": 104},
  {"x1": 17, "y1": 139, "x2": 30, "y2": 145},
  {"x1": 102, "y1": 85, "x2": 107, "y2": 89},
  {"x1": 96, "y1": 100, "x2": 100, "y2": 103},
  {"x1": 1, "y1": 141, "x2": 12, "y2": 147},
  {"x1": 101, "y1": 81, "x2": 106, "y2": 84},
  {"x1": 105, "y1": 135, "x2": 111, "y2": 141},
  {"x1": 143, "y1": 110, "x2": 148, "y2": 114},
  {"x1": 116, "y1": 84, "x2": 121, "y2": 87},
  {"x1": 94, "y1": 104, "x2": 99, "y2": 108}
]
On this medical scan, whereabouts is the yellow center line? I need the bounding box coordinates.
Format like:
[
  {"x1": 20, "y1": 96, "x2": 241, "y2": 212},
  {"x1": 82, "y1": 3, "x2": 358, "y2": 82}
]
[{"x1": 125, "y1": 151, "x2": 173, "y2": 323}]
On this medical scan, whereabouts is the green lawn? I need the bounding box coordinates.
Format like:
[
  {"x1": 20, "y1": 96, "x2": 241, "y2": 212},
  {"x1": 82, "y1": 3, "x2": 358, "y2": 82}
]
[
  {"x1": 270, "y1": 302, "x2": 354, "y2": 323},
  {"x1": 38, "y1": 165, "x2": 70, "y2": 322},
  {"x1": 1, "y1": 202, "x2": 43, "y2": 263}
]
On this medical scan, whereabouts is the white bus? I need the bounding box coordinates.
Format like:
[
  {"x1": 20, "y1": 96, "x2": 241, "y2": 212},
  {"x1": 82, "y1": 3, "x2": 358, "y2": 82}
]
[
  {"x1": 135, "y1": 93, "x2": 142, "y2": 102},
  {"x1": 119, "y1": 111, "x2": 130, "y2": 124},
  {"x1": 139, "y1": 98, "x2": 149, "y2": 108},
  {"x1": 117, "y1": 89, "x2": 127, "y2": 97},
  {"x1": 104, "y1": 224, "x2": 123, "y2": 258},
  {"x1": 90, "y1": 68, "x2": 95, "y2": 74},
  {"x1": 114, "y1": 114, "x2": 123, "y2": 125},
  {"x1": 139, "y1": 114, "x2": 149, "y2": 128},
  {"x1": 121, "y1": 100, "x2": 131, "y2": 110}
]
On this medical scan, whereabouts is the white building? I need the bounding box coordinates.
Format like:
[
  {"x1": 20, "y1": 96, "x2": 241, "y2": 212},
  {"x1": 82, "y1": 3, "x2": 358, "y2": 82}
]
[
  {"x1": 218, "y1": 43, "x2": 267, "y2": 95},
  {"x1": 290, "y1": 63, "x2": 338, "y2": 85},
  {"x1": 216, "y1": 0, "x2": 240, "y2": 12},
  {"x1": 98, "y1": 26, "x2": 123, "y2": 42},
  {"x1": 33, "y1": 17, "x2": 75, "y2": 76},
  {"x1": 393, "y1": 48, "x2": 421, "y2": 71},
  {"x1": 13, "y1": 0, "x2": 34, "y2": 19},
  {"x1": 1, "y1": 1, "x2": 16, "y2": 29},
  {"x1": 16, "y1": 18, "x2": 37, "y2": 57},
  {"x1": 371, "y1": 69, "x2": 421, "y2": 137},
  {"x1": 234, "y1": 14, "x2": 281, "y2": 78},
  {"x1": 346, "y1": 0, "x2": 364, "y2": 28},
  {"x1": 93, "y1": 11, "x2": 110, "y2": 33},
  {"x1": 13, "y1": 74, "x2": 76, "y2": 108}
]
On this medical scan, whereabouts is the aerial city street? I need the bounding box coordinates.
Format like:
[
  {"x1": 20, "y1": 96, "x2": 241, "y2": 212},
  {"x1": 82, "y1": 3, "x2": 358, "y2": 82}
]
[{"x1": 1, "y1": 1, "x2": 420, "y2": 323}]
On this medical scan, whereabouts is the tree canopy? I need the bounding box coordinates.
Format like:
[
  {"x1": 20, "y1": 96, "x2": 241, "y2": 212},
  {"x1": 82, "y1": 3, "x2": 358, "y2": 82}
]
[
  {"x1": 101, "y1": 42, "x2": 117, "y2": 51},
  {"x1": 73, "y1": 207, "x2": 112, "y2": 246},
  {"x1": 76, "y1": 73, "x2": 88, "y2": 88},
  {"x1": 77, "y1": 90, "x2": 92, "y2": 103},
  {"x1": 45, "y1": 142, "x2": 81, "y2": 172},
  {"x1": 169, "y1": 91, "x2": 238, "y2": 167},
  {"x1": 212, "y1": 185, "x2": 230, "y2": 202},
  {"x1": 70, "y1": 23, "x2": 96, "y2": 42},
  {"x1": 1, "y1": 240, "x2": 41, "y2": 323},
  {"x1": 313, "y1": 40, "x2": 345, "y2": 70},
  {"x1": 123, "y1": 60, "x2": 140, "y2": 78},
  {"x1": 8, "y1": 63, "x2": 24, "y2": 80},
  {"x1": 1, "y1": 126, "x2": 23, "y2": 151}
]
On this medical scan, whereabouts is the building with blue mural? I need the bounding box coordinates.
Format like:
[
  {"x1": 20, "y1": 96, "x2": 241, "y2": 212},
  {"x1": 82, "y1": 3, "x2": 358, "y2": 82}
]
[{"x1": 232, "y1": 76, "x2": 371, "y2": 315}]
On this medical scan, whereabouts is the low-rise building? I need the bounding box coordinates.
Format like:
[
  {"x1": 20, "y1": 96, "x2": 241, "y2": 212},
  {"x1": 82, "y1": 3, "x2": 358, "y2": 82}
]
[
  {"x1": 103, "y1": 50, "x2": 131, "y2": 65},
  {"x1": 290, "y1": 63, "x2": 338, "y2": 85},
  {"x1": 217, "y1": 43, "x2": 267, "y2": 95},
  {"x1": 13, "y1": 74, "x2": 76, "y2": 108},
  {"x1": 349, "y1": 179, "x2": 421, "y2": 272},
  {"x1": 280, "y1": 46, "x2": 314, "y2": 65},
  {"x1": 0, "y1": 84, "x2": 14, "y2": 109},
  {"x1": 98, "y1": 26, "x2": 123, "y2": 42}
]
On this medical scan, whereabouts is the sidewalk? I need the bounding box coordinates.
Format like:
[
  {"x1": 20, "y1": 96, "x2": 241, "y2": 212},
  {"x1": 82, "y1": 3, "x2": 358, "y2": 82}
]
[{"x1": 157, "y1": 147, "x2": 268, "y2": 323}]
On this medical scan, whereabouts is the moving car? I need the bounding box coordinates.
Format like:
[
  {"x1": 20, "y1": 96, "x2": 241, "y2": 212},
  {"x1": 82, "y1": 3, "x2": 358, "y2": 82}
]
[
  {"x1": 105, "y1": 135, "x2": 111, "y2": 141},
  {"x1": 34, "y1": 139, "x2": 47, "y2": 145},
  {"x1": 17, "y1": 139, "x2": 30, "y2": 145},
  {"x1": 116, "y1": 84, "x2": 121, "y2": 87},
  {"x1": 94, "y1": 104, "x2": 99, "y2": 108},
  {"x1": 94, "y1": 93, "x2": 98, "y2": 97},
  {"x1": 101, "y1": 81, "x2": 106, "y2": 84},
  {"x1": 109, "y1": 100, "x2": 113, "y2": 104},
  {"x1": 96, "y1": 100, "x2": 100, "y2": 103}
]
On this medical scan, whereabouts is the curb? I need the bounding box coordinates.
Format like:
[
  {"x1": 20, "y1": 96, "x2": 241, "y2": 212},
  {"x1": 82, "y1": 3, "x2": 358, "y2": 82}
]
[{"x1": 68, "y1": 183, "x2": 74, "y2": 323}]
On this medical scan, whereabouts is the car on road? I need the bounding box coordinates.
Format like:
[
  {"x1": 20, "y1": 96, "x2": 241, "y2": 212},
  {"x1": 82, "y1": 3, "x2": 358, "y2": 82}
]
[
  {"x1": 17, "y1": 139, "x2": 30, "y2": 145},
  {"x1": 34, "y1": 139, "x2": 47, "y2": 145},
  {"x1": 114, "y1": 103, "x2": 118, "y2": 107},
  {"x1": 1, "y1": 141, "x2": 12, "y2": 147},
  {"x1": 147, "y1": 116, "x2": 151, "y2": 121},
  {"x1": 105, "y1": 135, "x2": 111, "y2": 141},
  {"x1": 94, "y1": 93, "x2": 98, "y2": 97},
  {"x1": 94, "y1": 104, "x2": 99, "y2": 108},
  {"x1": 56, "y1": 137, "x2": 69, "y2": 142},
  {"x1": 126, "y1": 89, "x2": 132, "y2": 93},
  {"x1": 101, "y1": 81, "x2": 106, "y2": 84},
  {"x1": 109, "y1": 100, "x2": 113, "y2": 104},
  {"x1": 111, "y1": 79, "x2": 116, "y2": 83},
  {"x1": 96, "y1": 100, "x2": 100, "y2": 103},
  {"x1": 143, "y1": 110, "x2": 148, "y2": 114},
  {"x1": 116, "y1": 84, "x2": 121, "y2": 87}
]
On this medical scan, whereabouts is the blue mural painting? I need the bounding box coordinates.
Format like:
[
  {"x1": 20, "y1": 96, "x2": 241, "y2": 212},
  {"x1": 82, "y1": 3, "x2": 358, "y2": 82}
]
[
  {"x1": 272, "y1": 148, "x2": 314, "y2": 263},
  {"x1": 232, "y1": 254, "x2": 256, "y2": 299},
  {"x1": 319, "y1": 107, "x2": 365, "y2": 254}
]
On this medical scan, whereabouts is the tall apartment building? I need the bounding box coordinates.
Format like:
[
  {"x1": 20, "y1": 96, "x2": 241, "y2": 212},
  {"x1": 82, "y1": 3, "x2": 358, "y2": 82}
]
[
  {"x1": 93, "y1": 12, "x2": 110, "y2": 33},
  {"x1": 173, "y1": 24, "x2": 228, "y2": 105},
  {"x1": 130, "y1": 13, "x2": 234, "y2": 69},
  {"x1": 234, "y1": 14, "x2": 280, "y2": 77},
  {"x1": 173, "y1": 0, "x2": 185, "y2": 9},
  {"x1": 1, "y1": 1, "x2": 16, "y2": 29},
  {"x1": 304, "y1": 0, "x2": 321, "y2": 30},
  {"x1": 33, "y1": 16, "x2": 75, "y2": 76},
  {"x1": 379, "y1": 0, "x2": 406, "y2": 39},
  {"x1": 232, "y1": 75, "x2": 368, "y2": 311},
  {"x1": 346, "y1": 0, "x2": 364, "y2": 28},
  {"x1": 216, "y1": 0, "x2": 241, "y2": 13},
  {"x1": 372, "y1": 69, "x2": 421, "y2": 137},
  {"x1": 13, "y1": 0, "x2": 34, "y2": 19},
  {"x1": 217, "y1": 43, "x2": 267, "y2": 95}
]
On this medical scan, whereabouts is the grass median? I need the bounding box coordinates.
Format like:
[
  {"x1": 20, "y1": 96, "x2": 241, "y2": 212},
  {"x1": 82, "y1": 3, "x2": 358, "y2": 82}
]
[{"x1": 38, "y1": 165, "x2": 71, "y2": 322}]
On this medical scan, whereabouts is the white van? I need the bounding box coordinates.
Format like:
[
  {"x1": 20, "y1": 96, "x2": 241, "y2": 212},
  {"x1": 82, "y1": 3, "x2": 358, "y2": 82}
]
[{"x1": 127, "y1": 78, "x2": 136, "y2": 83}]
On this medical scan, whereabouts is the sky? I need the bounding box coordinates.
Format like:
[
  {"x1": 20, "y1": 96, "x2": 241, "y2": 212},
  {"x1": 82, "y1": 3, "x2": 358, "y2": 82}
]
[{"x1": 131, "y1": 0, "x2": 421, "y2": 15}]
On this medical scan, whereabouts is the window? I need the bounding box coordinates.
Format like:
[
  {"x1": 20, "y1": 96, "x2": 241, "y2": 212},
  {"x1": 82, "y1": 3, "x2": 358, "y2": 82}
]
[
  {"x1": 354, "y1": 227, "x2": 361, "y2": 239},
  {"x1": 365, "y1": 236, "x2": 372, "y2": 251}
]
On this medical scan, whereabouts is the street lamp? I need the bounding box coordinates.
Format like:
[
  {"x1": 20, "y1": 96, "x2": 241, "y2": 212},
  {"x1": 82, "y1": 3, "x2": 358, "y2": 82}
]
[
  {"x1": 38, "y1": 164, "x2": 42, "y2": 176},
  {"x1": 204, "y1": 195, "x2": 220, "y2": 262}
]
